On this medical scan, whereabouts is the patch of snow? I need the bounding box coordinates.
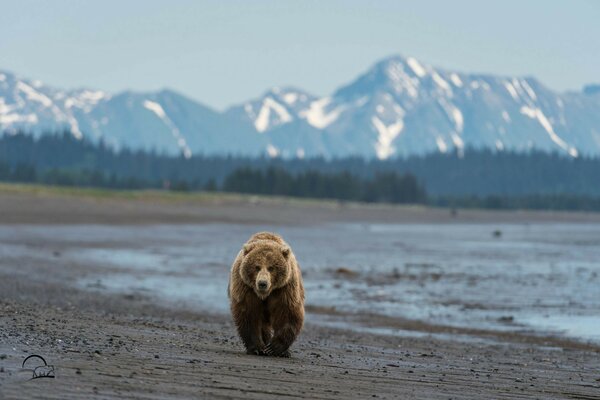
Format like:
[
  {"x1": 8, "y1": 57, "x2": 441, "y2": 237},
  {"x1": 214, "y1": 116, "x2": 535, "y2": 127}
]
[
  {"x1": 470, "y1": 81, "x2": 480, "y2": 89},
  {"x1": 511, "y1": 79, "x2": 529, "y2": 100},
  {"x1": 436, "y1": 136, "x2": 448, "y2": 153},
  {"x1": 502, "y1": 111, "x2": 511, "y2": 123},
  {"x1": 376, "y1": 105, "x2": 385, "y2": 114},
  {"x1": 432, "y1": 72, "x2": 452, "y2": 93},
  {"x1": 144, "y1": 100, "x2": 192, "y2": 158},
  {"x1": 385, "y1": 61, "x2": 421, "y2": 98},
  {"x1": 520, "y1": 106, "x2": 576, "y2": 156},
  {"x1": 283, "y1": 93, "x2": 298, "y2": 105},
  {"x1": 49, "y1": 104, "x2": 67, "y2": 121},
  {"x1": 0, "y1": 74, "x2": 5, "y2": 82},
  {"x1": 450, "y1": 73, "x2": 463, "y2": 87},
  {"x1": 300, "y1": 97, "x2": 345, "y2": 129},
  {"x1": 406, "y1": 57, "x2": 426, "y2": 77},
  {"x1": 535, "y1": 110, "x2": 565, "y2": 147},
  {"x1": 386, "y1": 62, "x2": 420, "y2": 98},
  {"x1": 17, "y1": 82, "x2": 53, "y2": 107},
  {"x1": 63, "y1": 90, "x2": 105, "y2": 113},
  {"x1": 68, "y1": 116, "x2": 83, "y2": 139},
  {"x1": 296, "y1": 148, "x2": 305, "y2": 159},
  {"x1": 254, "y1": 102, "x2": 272, "y2": 132},
  {"x1": 519, "y1": 106, "x2": 537, "y2": 119},
  {"x1": 503, "y1": 81, "x2": 519, "y2": 101},
  {"x1": 521, "y1": 80, "x2": 537, "y2": 101},
  {"x1": 495, "y1": 140, "x2": 504, "y2": 151},
  {"x1": 451, "y1": 133, "x2": 464, "y2": 150},
  {"x1": 0, "y1": 98, "x2": 12, "y2": 114},
  {"x1": 78, "y1": 90, "x2": 106, "y2": 103},
  {"x1": 266, "y1": 144, "x2": 280, "y2": 158},
  {"x1": 438, "y1": 99, "x2": 463, "y2": 132},
  {"x1": 143, "y1": 100, "x2": 166, "y2": 118},
  {"x1": 0, "y1": 113, "x2": 38, "y2": 125},
  {"x1": 568, "y1": 148, "x2": 578, "y2": 157},
  {"x1": 243, "y1": 103, "x2": 255, "y2": 119},
  {"x1": 372, "y1": 116, "x2": 404, "y2": 160},
  {"x1": 451, "y1": 106, "x2": 464, "y2": 132},
  {"x1": 254, "y1": 97, "x2": 292, "y2": 132}
]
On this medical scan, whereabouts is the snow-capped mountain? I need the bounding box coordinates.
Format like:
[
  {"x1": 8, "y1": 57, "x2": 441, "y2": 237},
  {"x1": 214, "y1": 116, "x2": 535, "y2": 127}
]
[
  {"x1": 0, "y1": 70, "x2": 265, "y2": 158},
  {"x1": 2, "y1": 55, "x2": 600, "y2": 159},
  {"x1": 0, "y1": 71, "x2": 105, "y2": 140},
  {"x1": 229, "y1": 55, "x2": 600, "y2": 159},
  {"x1": 226, "y1": 87, "x2": 316, "y2": 133}
]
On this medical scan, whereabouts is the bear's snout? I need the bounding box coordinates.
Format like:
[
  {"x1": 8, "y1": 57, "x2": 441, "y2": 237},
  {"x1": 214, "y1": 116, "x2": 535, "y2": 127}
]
[{"x1": 255, "y1": 270, "x2": 271, "y2": 295}]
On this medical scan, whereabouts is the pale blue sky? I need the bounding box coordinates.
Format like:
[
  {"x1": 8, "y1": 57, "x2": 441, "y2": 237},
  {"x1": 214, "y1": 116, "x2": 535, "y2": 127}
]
[{"x1": 1, "y1": 0, "x2": 598, "y2": 109}]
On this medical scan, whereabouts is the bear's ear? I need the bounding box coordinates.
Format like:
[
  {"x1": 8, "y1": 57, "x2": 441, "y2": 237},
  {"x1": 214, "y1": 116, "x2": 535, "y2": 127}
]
[
  {"x1": 281, "y1": 246, "x2": 291, "y2": 259},
  {"x1": 243, "y1": 243, "x2": 255, "y2": 255}
]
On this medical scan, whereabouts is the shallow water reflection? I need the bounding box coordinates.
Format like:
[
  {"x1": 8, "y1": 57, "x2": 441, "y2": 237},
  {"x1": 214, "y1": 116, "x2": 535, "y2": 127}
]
[{"x1": 2, "y1": 223, "x2": 599, "y2": 342}]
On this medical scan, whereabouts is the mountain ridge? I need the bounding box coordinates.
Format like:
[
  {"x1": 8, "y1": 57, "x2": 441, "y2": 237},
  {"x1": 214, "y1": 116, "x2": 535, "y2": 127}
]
[{"x1": 1, "y1": 55, "x2": 599, "y2": 159}]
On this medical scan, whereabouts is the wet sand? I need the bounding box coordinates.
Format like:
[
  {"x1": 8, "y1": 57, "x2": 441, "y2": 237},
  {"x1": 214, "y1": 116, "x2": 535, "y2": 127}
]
[{"x1": 1, "y1": 186, "x2": 600, "y2": 399}]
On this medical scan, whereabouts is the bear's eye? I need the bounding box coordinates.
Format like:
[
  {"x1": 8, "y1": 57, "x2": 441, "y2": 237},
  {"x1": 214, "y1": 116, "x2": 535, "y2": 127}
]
[
  {"x1": 268, "y1": 266, "x2": 275, "y2": 272},
  {"x1": 255, "y1": 265, "x2": 261, "y2": 272}
]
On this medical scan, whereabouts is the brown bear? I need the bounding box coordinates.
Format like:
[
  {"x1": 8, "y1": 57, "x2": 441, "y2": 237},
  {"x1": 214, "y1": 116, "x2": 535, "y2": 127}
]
[{"x1": 228, "y1": 232, "x2": 304, "y2": 357}]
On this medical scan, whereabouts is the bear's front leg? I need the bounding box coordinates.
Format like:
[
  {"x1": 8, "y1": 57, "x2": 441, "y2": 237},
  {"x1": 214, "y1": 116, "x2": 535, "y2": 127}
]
[
  {"x1": 264, "y1": 302, "x2": 303, "y2": 357},
  {"x1": 231, "y1": 294, "x2": 267, "y2": 355}
]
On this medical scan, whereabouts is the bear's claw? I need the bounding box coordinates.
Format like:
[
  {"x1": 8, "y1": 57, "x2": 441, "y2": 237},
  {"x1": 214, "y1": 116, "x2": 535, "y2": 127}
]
[
  {"x1": 264, "y1": 343, "x2": 291, "y2": 357},
  {"x1": 246, "y1": 348, "x2": 264, "y2": 356}
]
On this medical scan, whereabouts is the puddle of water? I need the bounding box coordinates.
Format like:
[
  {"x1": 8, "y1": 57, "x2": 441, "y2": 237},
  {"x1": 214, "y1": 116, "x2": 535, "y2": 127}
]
[
  {"x1": 75, "y1": 248, "x2": 170, "y2": 271},
  {"x1": 520, "y1": 314, "x2": 600, "y2": 341},
  {"x1": 309, "y1": 314, "x2": 514, "y2": 346},
  {"x1": 86, "y1": 274, "x2": 230, "y2": 313}
]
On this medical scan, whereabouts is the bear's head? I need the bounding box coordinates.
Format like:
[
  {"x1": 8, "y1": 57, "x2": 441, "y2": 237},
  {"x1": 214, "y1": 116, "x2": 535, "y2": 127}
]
[{"x1": 240, "y1": 241, "x2": 292, "y2": 299}]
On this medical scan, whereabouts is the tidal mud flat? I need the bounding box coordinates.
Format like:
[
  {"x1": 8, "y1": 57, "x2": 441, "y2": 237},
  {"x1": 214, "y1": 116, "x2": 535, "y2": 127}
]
[{"x1": 1, "y1": 189, "x2": 600, "y2": 399}]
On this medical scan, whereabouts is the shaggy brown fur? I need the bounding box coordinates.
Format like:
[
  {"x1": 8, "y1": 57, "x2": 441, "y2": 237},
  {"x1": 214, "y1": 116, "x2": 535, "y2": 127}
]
[{"x1": 228, "y1": 232, "x2": 305, "y2": 357}]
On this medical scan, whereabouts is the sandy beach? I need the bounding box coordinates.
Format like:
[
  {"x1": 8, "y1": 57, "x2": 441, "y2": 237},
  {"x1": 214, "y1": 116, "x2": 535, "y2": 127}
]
[{"x1": 1, "y1": 185, "x2": 599, "y2": 399}]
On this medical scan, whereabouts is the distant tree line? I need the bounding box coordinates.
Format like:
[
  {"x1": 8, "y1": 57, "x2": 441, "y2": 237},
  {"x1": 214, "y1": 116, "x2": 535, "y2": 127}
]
[
  {"x1": 2, "y1": 131, "x2": 600, "y2": 210},
  {"x1": 0, "y1": 161, "x2": 150, "y2": 189},
  {"x1": 222, "y1": 167, "x2": 426, "y2": 203},
  {"x1": 435, "y1": 194, "x2": 600, "y2": 212},
  {"x1": 0, "y1": 161, "x2": 426, "y2": 204}
]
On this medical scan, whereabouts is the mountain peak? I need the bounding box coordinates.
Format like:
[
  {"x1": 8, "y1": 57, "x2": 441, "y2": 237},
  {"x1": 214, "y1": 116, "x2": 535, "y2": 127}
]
[
  {"x1": 372, "y1": 54, "x2": 430, "y2": 77},
  {"x1": 333, "y1": 54, "x2": 431, "y2": 101}
]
